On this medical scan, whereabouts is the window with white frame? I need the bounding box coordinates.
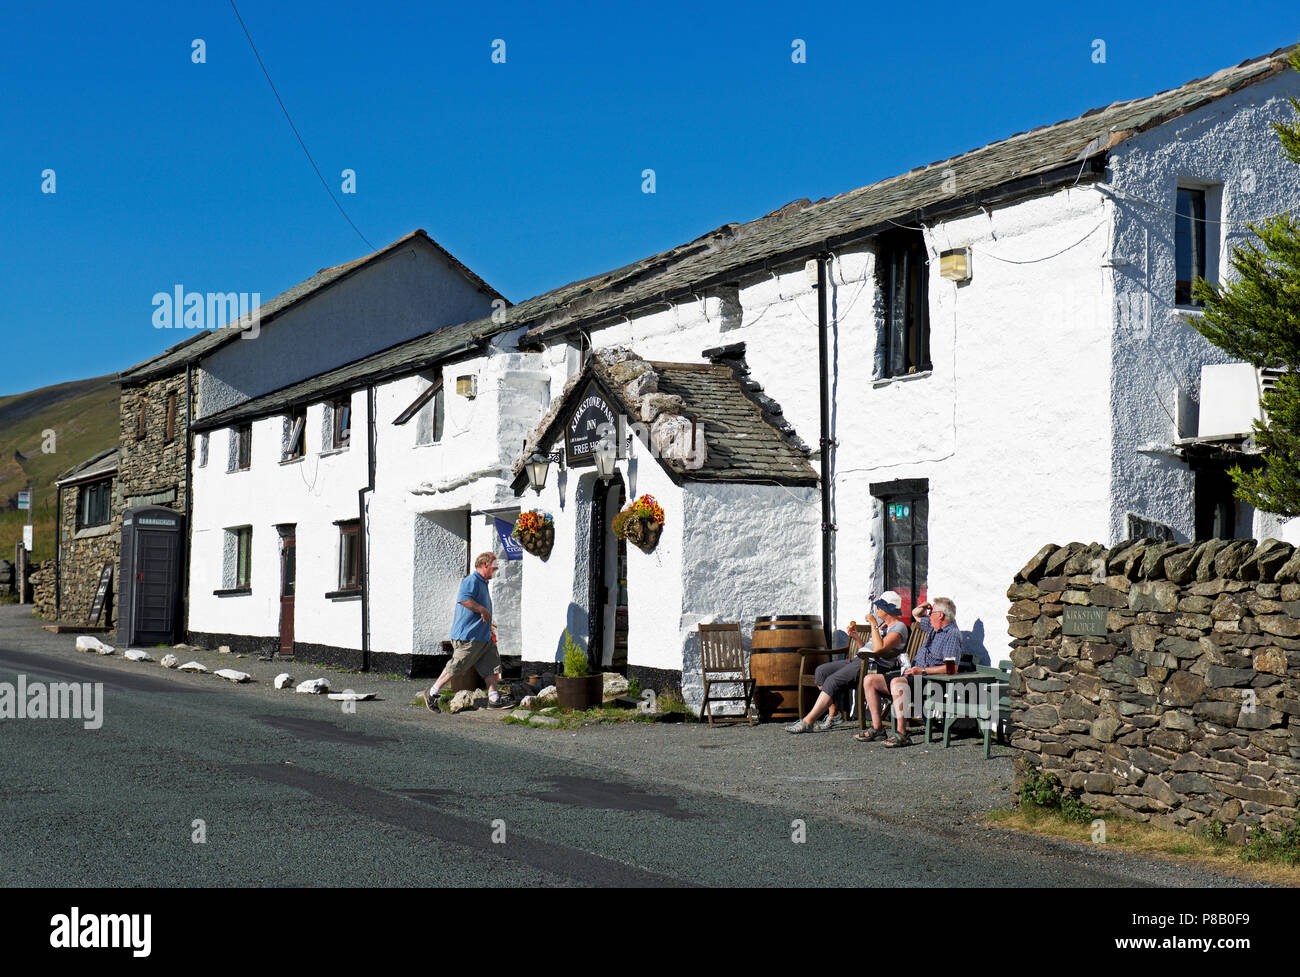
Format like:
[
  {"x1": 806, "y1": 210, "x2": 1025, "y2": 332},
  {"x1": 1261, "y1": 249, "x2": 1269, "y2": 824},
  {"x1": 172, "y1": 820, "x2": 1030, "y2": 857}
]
[
  {"x1": 1175, "y1": 183, "x2": 1222, "y2": 307},
  {"x1": 415, "y1": 382, "x2": 444, "y2": 445},
  {"x1": 282, "y1": 407, "x2": 306, "y2": 461},
  {"x1": 197, "y1": 433, "x2": 209, "y2": 468},
  {"x1": 222, "y1": 526, "x2": 253, "y2": 589},
  {"x1": 227, "y1": 424, "x2": 251, "y2": 471}
]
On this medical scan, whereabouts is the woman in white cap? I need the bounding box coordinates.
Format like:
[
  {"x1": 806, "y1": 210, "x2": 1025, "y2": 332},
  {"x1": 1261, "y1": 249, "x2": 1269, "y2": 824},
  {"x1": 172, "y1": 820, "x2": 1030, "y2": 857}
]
[
  {"x1": 854, "y1": 591, "x2": 914, "y2": 742},
  {"x1": 787, "y1": 591, "x2": 909, "y2": 734}
]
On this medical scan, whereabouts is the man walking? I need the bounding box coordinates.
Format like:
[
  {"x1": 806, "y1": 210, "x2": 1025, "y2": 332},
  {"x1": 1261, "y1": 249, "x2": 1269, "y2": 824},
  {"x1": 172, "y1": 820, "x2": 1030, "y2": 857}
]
[{"x1": 420, "y1": 552, "x2": 513, "y2": 711}]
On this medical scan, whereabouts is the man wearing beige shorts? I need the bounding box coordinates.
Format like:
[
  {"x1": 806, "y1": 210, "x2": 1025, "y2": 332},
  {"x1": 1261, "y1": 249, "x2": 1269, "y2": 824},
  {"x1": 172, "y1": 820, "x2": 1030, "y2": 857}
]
[{"x1": 420, "y1": 552, "x2": 513, "y2": 711}]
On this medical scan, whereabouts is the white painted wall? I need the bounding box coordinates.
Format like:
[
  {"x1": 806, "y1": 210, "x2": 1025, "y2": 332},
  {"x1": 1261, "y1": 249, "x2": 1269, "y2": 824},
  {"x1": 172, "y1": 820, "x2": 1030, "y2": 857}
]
[{"x1": 1106, "y1": 69, "x2": 1300, "y2": 542}]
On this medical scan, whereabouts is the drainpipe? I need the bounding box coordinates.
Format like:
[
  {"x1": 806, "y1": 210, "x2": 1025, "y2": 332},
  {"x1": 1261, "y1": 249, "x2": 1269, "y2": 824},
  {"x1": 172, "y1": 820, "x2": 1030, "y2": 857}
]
[
  {"x1": 182, "y1": 363, "x2": 193, "y2": 640},
  {"x1": 359, "y1": 385, "x2": 376, "y2": 672},
  {"x1": 816, "y1": 252, "x2": 835, "y2": 648}
]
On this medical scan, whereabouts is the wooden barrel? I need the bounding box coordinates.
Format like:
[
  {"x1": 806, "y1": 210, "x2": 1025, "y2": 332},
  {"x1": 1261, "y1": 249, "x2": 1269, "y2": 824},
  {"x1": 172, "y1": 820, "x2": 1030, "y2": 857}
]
[{"x1": 750, "y1": 615, "x2": 828, "y2": 722}]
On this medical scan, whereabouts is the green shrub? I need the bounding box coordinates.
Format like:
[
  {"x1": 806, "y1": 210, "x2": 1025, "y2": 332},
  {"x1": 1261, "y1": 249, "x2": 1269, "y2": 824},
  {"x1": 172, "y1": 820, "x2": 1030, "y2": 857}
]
[
  {"x1": 626, "y1": 676, "x2": 642, "y2": 700},
  {"x1": 1241, "y1": 815, "x2": 1300, "y2": 866},
  {"x1": 562, "y1": 630, "x2": 588, "y2": 677},
  {"x1": 1018, "y1": 767, "x2": 1093, "y2": 823}
]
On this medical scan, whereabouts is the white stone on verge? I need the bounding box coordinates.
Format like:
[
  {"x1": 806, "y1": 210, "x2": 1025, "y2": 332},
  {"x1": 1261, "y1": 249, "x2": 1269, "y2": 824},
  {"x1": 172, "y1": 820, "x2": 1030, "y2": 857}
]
[
  {"x1": 218, "y1": 645, "x2": 232, "y2": 654},
  {"x1": 124, "y1": 650, "x2": 153, "y2": 662},
  {"x1": 215, "y1": 669, "x2": 252, "y2": 683},
  {"x1": 327, "y1": 691, "x2": 376, "y2": 701},
  {"x1": 529, "y1": 714, "x2": 562, "y2": 727},
  {"x1": 535, "y1": 685, "x2": 557, "y2": 704},
  {"x1": 160, "y1": 654, "x2": 179, "y2": 669},
  {"x1": 178, "y1": 661, "x2": 207, "y2": 673},
  {"x1": 274, "y1": 673, "x2": 295, "y2": 689},
  {"x1": 447, "y1": 690, "x2": 475, "y2": 713},
  {"x1": 295, "y1": 678, "x2": 330, "y2": 694},
  {"x1": 518, "y1": 695, "x2": 538, "y2": 711},
  {"x1": 602, "y1": 672, "x2": 629, "y2": 697},
  {"x1": 75, "y1": 635, "x2": 113, "y2": 654}
]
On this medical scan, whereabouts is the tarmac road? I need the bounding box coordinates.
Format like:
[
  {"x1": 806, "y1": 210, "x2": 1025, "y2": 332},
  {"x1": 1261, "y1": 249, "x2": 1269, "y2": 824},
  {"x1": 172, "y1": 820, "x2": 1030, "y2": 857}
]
[{"x1": 0, "y1": 606, "x2": 1261, "y2": 887}]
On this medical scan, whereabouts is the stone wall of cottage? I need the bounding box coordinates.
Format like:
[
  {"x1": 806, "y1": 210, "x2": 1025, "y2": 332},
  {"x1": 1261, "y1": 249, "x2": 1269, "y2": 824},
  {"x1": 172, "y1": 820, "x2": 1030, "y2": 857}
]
[
  {"x1": 1009, "y1": 538, "x2": 1300, "y2": 841},
  {"x1": 57, "y1": 481, "x2": 120, "y2": 624},
  {"x1": 30, "y1": 559, "x2": 56, "y2": 618},
  {"x1": 118, "y1": 373, "x2": 192, "y2": 512}
]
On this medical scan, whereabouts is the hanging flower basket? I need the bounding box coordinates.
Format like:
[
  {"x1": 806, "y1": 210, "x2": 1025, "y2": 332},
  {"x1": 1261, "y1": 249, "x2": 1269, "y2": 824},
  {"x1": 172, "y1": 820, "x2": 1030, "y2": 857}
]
[
  {"x1": 512, "y1": 510, "x2": 554, "y2": 560},
  {"x1": 612, "y1": 494, "x2": 665, "y2": 554}
]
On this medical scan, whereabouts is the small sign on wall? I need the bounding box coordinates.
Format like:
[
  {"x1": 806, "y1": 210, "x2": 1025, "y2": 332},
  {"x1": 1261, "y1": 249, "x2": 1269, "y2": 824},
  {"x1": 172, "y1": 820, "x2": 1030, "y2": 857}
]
[
  {"x1": 22, "y1": 526, "x2": 32, "y2": 552},
  {"x1": 1062, "y1": 605, "x2": 1108, "y2": 637}
]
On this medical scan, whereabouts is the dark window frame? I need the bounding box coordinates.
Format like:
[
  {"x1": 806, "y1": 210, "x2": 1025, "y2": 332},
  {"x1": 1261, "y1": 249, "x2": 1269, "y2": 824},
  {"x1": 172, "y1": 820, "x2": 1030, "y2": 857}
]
[
  {"x1": 877, "y1": 229, "x2": 931, "y2": 379},
  {"x1": 332, "y1": 397, "x2": 352, "y2": 449},
  {"x1": 1175, "y1": 186, "x2": 1208, "y2": 306},
  {"x1": 337, "y1": 520, "x2": 361, "y2": 591},
  {"x1": 235, "y1": 526, "x2": 252, "y2": 589},
  {"x1": 75, "y1": 477, "x2": 113, "y2": 530},
  {"x1": 136, "y1": 401, "x2": 147, "y2": 440},
  {"x1": 283, "y1": 407, "x2": 306, "y2": 461},
  {"x1": 165, "y1": 392, "x2": 177, "y2": 441}
]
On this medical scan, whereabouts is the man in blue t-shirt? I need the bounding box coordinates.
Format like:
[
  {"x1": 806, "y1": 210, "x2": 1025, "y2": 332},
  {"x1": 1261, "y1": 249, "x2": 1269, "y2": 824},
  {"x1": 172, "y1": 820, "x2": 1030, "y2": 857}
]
[{"x1": 420, "y1": 552, "x2": 513, "y2": 711}]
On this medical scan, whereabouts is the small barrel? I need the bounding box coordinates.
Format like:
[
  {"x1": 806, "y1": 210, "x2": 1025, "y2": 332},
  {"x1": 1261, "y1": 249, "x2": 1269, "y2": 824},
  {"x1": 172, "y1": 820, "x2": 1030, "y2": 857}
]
[{"x1": 750, "y1": 615, "x2": 828, "y2": 722}]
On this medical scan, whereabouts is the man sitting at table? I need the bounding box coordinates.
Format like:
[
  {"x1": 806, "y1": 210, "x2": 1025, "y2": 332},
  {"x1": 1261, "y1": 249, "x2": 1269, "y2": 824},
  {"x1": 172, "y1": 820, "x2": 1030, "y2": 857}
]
[
  {"x1": 869, "y1": 597, "x2": 963, "y2": 748},
  {"x1": 786, "y1": 591, "x2": 909, "y2": 734}
]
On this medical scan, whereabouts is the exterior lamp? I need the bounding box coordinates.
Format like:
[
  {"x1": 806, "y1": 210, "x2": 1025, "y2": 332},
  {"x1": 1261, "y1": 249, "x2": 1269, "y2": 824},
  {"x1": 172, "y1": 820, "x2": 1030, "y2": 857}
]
[
  {"x1": 594, "y1": 440, "x2": 618, "y2": 481},
  {"x1": 525, "y1": 452, "x2": 552, "y2": 494}
]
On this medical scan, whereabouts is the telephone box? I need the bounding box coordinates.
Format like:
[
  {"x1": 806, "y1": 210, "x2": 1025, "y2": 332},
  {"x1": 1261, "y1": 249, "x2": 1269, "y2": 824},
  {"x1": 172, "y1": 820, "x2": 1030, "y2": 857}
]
[{"x1": 118, "y1": 505, "x2": 185, "y2": 648}]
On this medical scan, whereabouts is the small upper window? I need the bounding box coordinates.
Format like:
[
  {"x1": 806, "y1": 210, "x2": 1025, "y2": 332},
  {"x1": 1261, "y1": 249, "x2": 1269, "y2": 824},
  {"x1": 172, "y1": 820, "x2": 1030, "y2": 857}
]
[
  {"x1": 1175, "y1": 187, "x2": 1207, "y2": 306},
  {"x1": 877, "y1": 229, "x2": 931, "y2": 378},
  {"x1": 416, "y1": 384, "x2": 444, "y2": 445},
  {"x1": 165, "y1": 392, "x2": 177, "y2": 441},
  {"x1": 283, "y1": 407, "x2": 306, "y2": 461},
  {"x1": 228, "y1": 424, "x2": 252, "y2": 472},
  {"x1": 198, "y1": 433, "x2": 209, "y2": 468},
  {"x1": 76, "y1": 478, "x2": 112, "y2": 530},
  {"x1": 136, "y1": 401, "x2": 147, "y2": 440},
  {"x1": 332, "y1": 397, "x2": 352, "y2": 450}
]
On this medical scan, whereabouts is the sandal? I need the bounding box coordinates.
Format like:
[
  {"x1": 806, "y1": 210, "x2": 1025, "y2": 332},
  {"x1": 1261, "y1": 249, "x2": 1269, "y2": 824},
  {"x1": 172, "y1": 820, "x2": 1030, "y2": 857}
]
[
  {"x1": 883, "y1": 730, "x2": 912, "y2": 748},
  {"x1": 855, "y1": 726, "x2": 887, "y2": 742}
]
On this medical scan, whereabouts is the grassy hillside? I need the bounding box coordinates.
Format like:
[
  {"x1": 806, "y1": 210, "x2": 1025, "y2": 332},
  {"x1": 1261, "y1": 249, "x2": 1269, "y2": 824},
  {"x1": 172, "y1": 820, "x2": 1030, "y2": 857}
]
[{"x1": 0, "y1": 376, "x2": 120, "y2": 562}]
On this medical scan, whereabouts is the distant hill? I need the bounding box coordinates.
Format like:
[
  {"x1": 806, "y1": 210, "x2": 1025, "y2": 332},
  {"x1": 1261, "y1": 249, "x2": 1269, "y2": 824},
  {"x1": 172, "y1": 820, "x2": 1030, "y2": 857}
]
[{"x1": 0, "y1": 376, "x2": 120, "y2": 562}]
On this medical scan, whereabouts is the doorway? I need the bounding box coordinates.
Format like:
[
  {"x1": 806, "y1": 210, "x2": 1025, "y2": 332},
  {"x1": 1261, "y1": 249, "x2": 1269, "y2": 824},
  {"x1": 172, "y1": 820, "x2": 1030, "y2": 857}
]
[
  {"x1": 278, "y1": 526, "x2": 296, "y2": 657},
  {"x1": 588, "y1": 476, "x2": 628, "y2": 672}
]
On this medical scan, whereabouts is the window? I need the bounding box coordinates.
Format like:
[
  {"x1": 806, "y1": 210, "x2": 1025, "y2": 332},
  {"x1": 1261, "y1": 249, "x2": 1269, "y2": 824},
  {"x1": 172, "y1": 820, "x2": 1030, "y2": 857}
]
[
  {"x1": 198, "y1": 433, "x2": 209, "y2": 468},
  {"x1": 1175, "y1": 187, "x2": 1207, "y2": 306},
  {"x1": 338, "y1": 521, "x2": 361, "y2": 591},
  {"x1": 165, "y1": 392, "x2": 177, "y2": 441},
  {"x1": 75, "y1": 478, "x2": 112, "y2": 530},
  {"x1": 222, "y1": 526, "x2": 253, "y2": 589},
  {"x1": 416, "y1": 384, "x2": 444, "y2": 445},
  {"x1": 228, "y1": 423, "x2": 251, "y2": 471},
  {"x1": 877, "y1": 229, "x2": 931, "y2": 378},
  {"x1": 136, "y1": 401, "x2": 147, "y2": 440},
  {"x1": 331, "y1": 397, "x2": 352, "y2": 449},
  {"x1": 283, "y1": 407, "x2": 306, "y2": 461},
  {"x1": 871, "y1": 479, "x2": 928, "y2": 622}
]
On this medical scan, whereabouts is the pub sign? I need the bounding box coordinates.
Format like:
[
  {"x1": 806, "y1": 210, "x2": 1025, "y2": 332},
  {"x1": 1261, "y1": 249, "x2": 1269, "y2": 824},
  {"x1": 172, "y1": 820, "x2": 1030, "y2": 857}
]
[{"x1": 565, "y1": 380, "x2": 617, "y2": 465}]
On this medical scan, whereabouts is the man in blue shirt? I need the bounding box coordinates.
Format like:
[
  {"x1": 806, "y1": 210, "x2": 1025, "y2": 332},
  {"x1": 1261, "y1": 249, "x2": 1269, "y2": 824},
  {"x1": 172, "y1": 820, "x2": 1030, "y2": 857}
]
[
  {"x1": 420, "y1": 552, "x2": 513, "y2": 711},
  {"x1": 882, "y1": 597, "x2": 964, "y2": 747}
]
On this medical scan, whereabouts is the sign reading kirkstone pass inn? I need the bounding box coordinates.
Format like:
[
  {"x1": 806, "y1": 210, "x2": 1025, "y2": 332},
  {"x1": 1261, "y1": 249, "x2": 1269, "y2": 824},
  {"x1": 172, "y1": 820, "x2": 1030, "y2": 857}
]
[
  {"x1": 565, "y1": 380, "x2": 617, "y2": 465},
  {"x1": 1062, "y1": 604, "x2": 1108, "y2": 637}
]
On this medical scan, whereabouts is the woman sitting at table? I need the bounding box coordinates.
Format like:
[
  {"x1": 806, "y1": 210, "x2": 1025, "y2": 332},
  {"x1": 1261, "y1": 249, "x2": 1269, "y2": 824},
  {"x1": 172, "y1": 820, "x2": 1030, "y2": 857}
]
[{"x1": 786, "y1": 591, "x2": 909, "y2": 734}]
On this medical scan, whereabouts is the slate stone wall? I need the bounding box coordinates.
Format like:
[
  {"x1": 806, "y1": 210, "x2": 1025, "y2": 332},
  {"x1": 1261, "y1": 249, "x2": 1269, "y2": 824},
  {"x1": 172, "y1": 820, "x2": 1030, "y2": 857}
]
[
  {"x1": 118, "y1": 373, "x2": 191, "y2": 512},
  {"x1": 57, "y1": 482, "x2": 120, "y2": 624},
  {"x1": 1009, "y1": 538, "x2": 1300, "y2": 841},
  {"x1": 30, "y1": 559, "x2": 56, "y2": 619}
]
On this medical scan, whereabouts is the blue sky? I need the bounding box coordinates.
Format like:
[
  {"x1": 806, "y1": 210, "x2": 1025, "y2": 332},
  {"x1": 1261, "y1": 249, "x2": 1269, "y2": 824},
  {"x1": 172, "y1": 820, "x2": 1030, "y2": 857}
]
[{"x1": 1, "y1": 0, "x2": 1295, "y2": 393}]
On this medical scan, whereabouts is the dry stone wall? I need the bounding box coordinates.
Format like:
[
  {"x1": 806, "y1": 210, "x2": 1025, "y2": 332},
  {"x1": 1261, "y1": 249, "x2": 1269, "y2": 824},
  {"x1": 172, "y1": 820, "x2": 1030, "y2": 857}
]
[{"x1": 1009, "y1": 538, "x2": 1300, "y2": 841}]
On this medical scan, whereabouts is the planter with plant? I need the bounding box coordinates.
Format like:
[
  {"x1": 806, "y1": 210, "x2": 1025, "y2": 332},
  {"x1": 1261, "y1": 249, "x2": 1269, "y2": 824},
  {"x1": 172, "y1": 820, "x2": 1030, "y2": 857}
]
[
  {"x1": 611, "y1": 494, "x2": 665, "y2": 554},
  {"x1": 555, "y1": 629, "x2": 603, "y2": 709},
  {"x1": 512, "y1": 509, "x2": 555, "y2": 560}
]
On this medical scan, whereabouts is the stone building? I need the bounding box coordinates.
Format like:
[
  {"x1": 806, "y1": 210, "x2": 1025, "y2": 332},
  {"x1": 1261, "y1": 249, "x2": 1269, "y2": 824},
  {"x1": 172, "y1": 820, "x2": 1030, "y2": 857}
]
[{"x1": 52, "y1": 447, "x2": 119, "y2": 623}]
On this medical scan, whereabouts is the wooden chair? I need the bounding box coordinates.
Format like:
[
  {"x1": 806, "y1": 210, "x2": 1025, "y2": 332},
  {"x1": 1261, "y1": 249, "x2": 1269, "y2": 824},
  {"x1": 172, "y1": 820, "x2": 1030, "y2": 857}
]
[{"x1": 698, "y1": 623, "x2": 755, "y2": 727}]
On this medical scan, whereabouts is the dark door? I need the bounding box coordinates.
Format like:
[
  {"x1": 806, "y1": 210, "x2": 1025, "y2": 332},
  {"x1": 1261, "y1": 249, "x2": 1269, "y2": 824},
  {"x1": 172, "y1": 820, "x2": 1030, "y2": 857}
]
[
  {"x1": 883, "y1": 492, "x2": 928, "y2": 623},
  {"x1": 588, "y1": 476, "x2": 628, "y2": 672},
  {"x1": 133, "y1": 530, "x2": 177, "y2": 644},
  {"x1": 279, "y1": 531, "x2": 296, "y2": 657}
]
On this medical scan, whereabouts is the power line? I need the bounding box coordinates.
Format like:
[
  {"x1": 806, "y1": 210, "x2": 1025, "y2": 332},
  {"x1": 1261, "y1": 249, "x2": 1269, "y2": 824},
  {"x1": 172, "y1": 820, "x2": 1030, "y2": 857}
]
[{"x1": 227, "y1": 0, "x2": 373, "y2": 250}]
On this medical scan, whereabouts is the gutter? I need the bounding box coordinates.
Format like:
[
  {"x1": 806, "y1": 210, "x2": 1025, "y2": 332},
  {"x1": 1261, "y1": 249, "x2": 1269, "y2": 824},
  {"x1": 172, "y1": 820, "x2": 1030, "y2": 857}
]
[{"x1": 183, "y1": 362, "x2": 194, "y2": 640}]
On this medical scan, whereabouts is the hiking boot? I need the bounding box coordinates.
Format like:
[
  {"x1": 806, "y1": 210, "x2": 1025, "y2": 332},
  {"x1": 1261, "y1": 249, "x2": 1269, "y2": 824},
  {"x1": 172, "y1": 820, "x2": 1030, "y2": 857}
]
[{"x1": 420, "y1": 689, "x2": 441, "y2": 713}]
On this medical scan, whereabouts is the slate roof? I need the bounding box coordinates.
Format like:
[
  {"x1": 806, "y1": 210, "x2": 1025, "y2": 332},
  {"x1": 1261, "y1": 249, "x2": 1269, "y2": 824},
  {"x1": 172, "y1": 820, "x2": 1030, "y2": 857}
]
[
  {"x1": 506, "y1": 45, "x2": 1295, "y2": 345},
  {"x1": 116, "y1": 230, "x2": 505, "y2": 385},
  {"x1": 510, "y1": 354, "x2": 818, "y2": 488},
  {"x1": 55, "y1": 447, "x2": 118, "y2": 486}
]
